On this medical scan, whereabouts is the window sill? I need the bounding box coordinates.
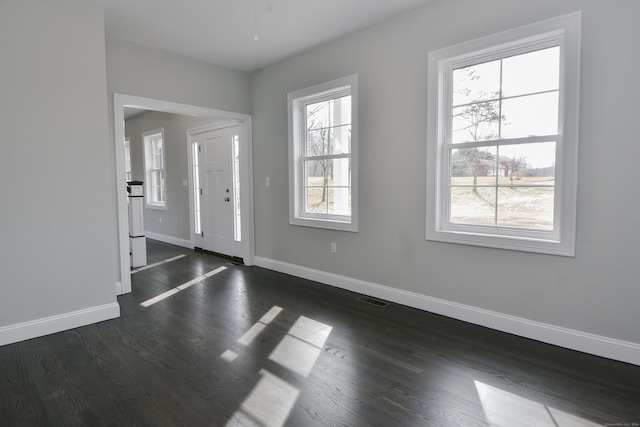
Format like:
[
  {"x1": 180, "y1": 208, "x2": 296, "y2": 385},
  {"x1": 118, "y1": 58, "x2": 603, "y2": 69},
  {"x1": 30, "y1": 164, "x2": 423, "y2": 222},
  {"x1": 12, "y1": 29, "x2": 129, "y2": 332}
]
[
  {"x1": 290, "y1": 216, "x2": 357, "y2": 233},
  {"x1": 426, "y1": 228, "x2": 574, "y2": 257},
  {"x1": 145, "y1": 204, "x2": 167, "y2": 211}
]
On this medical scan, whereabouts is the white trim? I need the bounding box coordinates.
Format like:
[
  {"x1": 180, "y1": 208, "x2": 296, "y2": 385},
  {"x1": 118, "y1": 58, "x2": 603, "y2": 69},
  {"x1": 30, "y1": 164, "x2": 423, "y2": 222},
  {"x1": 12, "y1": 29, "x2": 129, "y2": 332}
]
[
  {"x1": 254, "y1": 256, "x2": 640, "y2": 366},
  {"x1": 113, "y1": 93, "x2": 255, "y2": 296},
  {"x1": 145, "y1": 232, "x2": 193, "y2": 249},
  {"x1": 0, "y1": 303, "x2": 120, "y2": 346}
]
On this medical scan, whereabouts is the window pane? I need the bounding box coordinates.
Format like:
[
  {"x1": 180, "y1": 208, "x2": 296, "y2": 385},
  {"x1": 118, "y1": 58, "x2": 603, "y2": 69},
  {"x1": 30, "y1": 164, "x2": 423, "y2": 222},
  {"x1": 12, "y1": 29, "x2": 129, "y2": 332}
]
[
  {"x1": 305, "y1": 159, "x2": 350, "y2": 185},
  {"x1": 501, "y1": 92, "x2": 559, "y2": 138},
  {"x1": 451, "y1": 147, "x2": 497, "y2": 180},
  {"x1": 305, "y1": 187, "x2": 327, "y2": 214},
  {"x1": 305, "y1": 160, "x2": 328, "y2": 187},
  {"x1": 152, "y1": 138, "x2": 163, "y2": 169},
  {"x1": 192, "y1": 142, "x2": 201, "y2": 233},
  {"x1": 306, "y1": 96, "x2": 351, "y2": 156},
  {"x1": 330, "y1": 124, "x2": 351, "y2": 154},
  {"x1": 329, "y1": 158, "x2": 351, "y2": 187},
  {"x1": 502, "y1": 47, "x2": 559, "y2": 97},
  {"x1": 304, "y1": 158, "x2": 350, "y2": 215},
  {"x1": 452, "y1": 101, "x2": 501, "y2": 143},
  {"x1": 497, "y1": 187, "x2": 554, "y2": 230},
  {"x1": 331, "y1": 95, "x2": 351, "y2": 127},
  {"x1": 306, "y1": 125, "x2": 351, "y2": 156},
  {"x1": 151, "y1": 170, "x2": 165, "y2": 203},
  {"x1": 327, "y1": 187, "x2": 351, "y2": 216},
  {"x1": 497, "y1": 142, "x2": 556, "y2": 185},
  {"x1": 233, "y1": 135, "x2": 241, "y2": 241},
  {"x1": 450, "y1": 186, "x2": 496, "y2": 226},
  {"x1": 124, "y1": 140, "x2": 131, "y2": 173},
  {"x1": 306, "y1": 129, "x2": 329, "y2": 156},
  {"x1": 453, "y1": 60, "x2": 501, "y2": 106},
  {"x1": 306, "y1": 100, "x2": 330, "y2": 130}
]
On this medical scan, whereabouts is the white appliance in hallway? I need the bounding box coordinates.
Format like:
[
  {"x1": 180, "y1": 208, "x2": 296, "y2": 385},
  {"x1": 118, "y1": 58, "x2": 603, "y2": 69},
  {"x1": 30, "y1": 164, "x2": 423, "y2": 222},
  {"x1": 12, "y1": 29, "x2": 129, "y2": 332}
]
[{"x1": 128, "y1": 181, "x2": 147, "y2": 268}]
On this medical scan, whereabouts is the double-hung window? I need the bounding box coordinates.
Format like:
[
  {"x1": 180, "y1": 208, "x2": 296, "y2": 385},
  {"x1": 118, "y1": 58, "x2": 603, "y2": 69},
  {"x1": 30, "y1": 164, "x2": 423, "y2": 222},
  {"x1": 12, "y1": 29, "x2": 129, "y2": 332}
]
[
  {"x1": 288, "y1": 75, "x2": 358, "y2": 232},
  {"x1": 426, "y1": 13, "x2": 581, "y2": 256},
  {"x1": 143, "y1": 128, "x2": 166, "y2": 209}
]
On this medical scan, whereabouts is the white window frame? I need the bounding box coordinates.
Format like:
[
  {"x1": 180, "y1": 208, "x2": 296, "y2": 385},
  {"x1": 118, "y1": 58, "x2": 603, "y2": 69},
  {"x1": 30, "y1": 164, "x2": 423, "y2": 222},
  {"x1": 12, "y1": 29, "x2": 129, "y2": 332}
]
[
  {"x1": 426, "y1": 13, "x2": 581, "y2": 256},
  {"x1": 288, "y1": 75, "x2": 358, "y2": 232},
  {"x1": 143, "y1": 128, "x2": 167, "y2": 210}
]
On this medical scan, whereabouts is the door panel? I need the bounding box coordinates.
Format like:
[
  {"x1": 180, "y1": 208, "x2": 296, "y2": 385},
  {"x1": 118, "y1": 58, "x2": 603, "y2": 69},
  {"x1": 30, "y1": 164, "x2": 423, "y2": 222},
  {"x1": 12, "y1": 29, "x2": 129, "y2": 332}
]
[{"x1": 197, "y1": 128, "x2": 234, "y2": 256}]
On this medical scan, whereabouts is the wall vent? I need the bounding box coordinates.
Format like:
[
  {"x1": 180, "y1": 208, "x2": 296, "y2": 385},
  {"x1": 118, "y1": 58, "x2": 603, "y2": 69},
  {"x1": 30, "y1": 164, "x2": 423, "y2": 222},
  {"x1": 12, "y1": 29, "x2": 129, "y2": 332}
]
[{"x1": 357, "y1": 296, "x2": 389, "y2": 307}]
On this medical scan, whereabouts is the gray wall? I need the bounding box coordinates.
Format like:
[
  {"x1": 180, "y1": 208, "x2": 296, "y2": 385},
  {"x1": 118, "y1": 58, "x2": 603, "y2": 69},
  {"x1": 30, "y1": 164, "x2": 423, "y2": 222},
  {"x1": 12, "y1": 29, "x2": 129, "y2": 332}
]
[
  {"x1": 251, "y1": 0, "x2": 640, "y2": 345},
  {"x1": 0, "y1": 0, "x2": 118, "y2": 326},
  {"x1": 125, "y1": 111, "x2": 216, "y2": 243},
  {"x1": 106, "y1": 37, "x2": 252, "y2": 115}
]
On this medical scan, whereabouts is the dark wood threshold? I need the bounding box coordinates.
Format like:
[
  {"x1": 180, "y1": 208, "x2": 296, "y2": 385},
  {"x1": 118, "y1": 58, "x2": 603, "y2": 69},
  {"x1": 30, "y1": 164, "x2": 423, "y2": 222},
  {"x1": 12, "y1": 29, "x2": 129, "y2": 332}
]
[{"x1": 193, "y1": 247, "x2": 243, "y2": 264}]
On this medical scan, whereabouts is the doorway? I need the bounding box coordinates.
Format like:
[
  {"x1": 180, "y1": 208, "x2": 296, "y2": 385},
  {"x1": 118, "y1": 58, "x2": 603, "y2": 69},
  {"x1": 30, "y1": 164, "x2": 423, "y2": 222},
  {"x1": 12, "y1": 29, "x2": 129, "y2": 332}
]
[{"x1": 113, "y1": 94, "x2": 254, "y2": 295}]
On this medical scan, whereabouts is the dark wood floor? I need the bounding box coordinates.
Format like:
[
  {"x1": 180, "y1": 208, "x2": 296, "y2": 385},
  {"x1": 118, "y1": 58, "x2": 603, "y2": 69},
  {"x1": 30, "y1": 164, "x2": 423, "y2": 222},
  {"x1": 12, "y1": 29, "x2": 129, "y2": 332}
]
[{"x1": 2, "y1": 239, "x2": 639, "y2": 426}]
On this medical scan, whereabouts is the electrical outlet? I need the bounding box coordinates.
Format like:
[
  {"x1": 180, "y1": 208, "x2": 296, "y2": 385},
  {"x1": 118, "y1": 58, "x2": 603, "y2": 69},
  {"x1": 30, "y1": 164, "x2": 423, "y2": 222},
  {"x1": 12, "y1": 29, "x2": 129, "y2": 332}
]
[{"x1": 331, "y1": 242, "x2": 337, "y2": 253}]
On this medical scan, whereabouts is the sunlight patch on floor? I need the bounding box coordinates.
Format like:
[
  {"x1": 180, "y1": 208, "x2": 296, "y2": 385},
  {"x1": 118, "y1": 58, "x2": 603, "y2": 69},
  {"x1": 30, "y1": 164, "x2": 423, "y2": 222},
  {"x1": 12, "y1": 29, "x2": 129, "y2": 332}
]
[
  {"x1": 228, "y1": 370, "x2": 300, "y2": 427},
  {"x1": 475, "y1": 380, "x2": 601, "y2": 427},
  {"x1": 131, "y1": 254, "x2": 186, "y2": 274},
  {"x1": 139, "y1": 266, "x2": 227, "y2": 307},
  {"x1": 237, "y1": 306, "x2": 283, "y2": 346},
  {"x1": 269, "y1": 316, "x2": 333, "y2": 377},
  {"x1": 223, "y1": 307, "x2": 333, "y2": 427}
]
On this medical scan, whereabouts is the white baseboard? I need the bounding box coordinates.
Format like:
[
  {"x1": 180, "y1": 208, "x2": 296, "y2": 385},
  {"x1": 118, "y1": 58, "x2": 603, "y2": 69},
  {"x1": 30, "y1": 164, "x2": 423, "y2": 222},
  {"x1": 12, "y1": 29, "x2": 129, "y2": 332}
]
[
  {"x1": 145, "y1": 231, "x2": 193, "y2": 249},
  {"x1": 254, "y1": 256, "x2": 640, "y2": 366},
  {"x1": 0, "y1": 303, "x2": 121, "y2": 346}
]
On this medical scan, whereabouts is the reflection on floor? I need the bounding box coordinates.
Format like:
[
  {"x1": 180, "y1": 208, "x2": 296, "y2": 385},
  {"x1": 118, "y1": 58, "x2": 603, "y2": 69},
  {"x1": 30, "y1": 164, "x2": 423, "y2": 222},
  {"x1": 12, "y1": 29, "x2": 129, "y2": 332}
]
[{"x1": 1, "y1": 239, "x2": 639, "y2": 426}]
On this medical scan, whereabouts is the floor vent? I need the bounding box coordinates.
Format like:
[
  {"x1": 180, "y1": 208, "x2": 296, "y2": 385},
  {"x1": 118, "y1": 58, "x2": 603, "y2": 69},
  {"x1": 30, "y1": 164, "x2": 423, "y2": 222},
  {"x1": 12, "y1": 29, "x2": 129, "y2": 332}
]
[{"x1": 357, "y1": 296, "x2": 389, "y2": 307}]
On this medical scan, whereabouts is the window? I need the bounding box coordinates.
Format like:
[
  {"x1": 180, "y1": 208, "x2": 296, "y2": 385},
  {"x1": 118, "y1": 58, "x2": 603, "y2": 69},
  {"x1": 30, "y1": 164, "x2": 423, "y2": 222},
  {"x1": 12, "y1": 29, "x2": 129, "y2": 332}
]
[
  {"x1": 143, "y1": 128, "x2": 166, "y2": 209},
  {"x1": 124, "y1": 137, "x2": 132, "y2": 183},
  {"x1": 426, "y1": 13, "x2": 580, "y2": 256},
  {"x1": 288, "y1": 75, "x2": 358, "y2": 232},
  {"x1": 232, "y1": 132, "x2": 242, "y2": 241},
  {"x1": 192, "y1": 140, "x2": 201, "y2": 234}
]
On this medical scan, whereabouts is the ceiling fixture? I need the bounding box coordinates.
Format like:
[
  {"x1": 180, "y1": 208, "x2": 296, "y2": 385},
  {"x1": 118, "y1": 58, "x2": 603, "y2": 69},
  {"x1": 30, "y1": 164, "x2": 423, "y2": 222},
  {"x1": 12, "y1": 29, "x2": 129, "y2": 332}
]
[{"x1": 253, "y1": 0, "x2": 260, "y2": 41}]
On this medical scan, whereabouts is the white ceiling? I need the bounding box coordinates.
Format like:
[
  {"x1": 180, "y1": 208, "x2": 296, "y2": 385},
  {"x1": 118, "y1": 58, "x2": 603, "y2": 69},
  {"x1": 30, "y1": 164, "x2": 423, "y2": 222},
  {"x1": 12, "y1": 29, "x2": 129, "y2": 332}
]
[{"x1": 100, "y1": 0, "x2": 434, "y2": 73}]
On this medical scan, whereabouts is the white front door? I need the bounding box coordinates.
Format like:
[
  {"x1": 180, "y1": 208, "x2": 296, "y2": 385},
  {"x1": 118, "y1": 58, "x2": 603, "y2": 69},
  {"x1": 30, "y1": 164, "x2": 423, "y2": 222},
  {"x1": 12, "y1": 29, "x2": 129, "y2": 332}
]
[{"x1": 194, "y1": 128, "x2": 234, "y2": 256}]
